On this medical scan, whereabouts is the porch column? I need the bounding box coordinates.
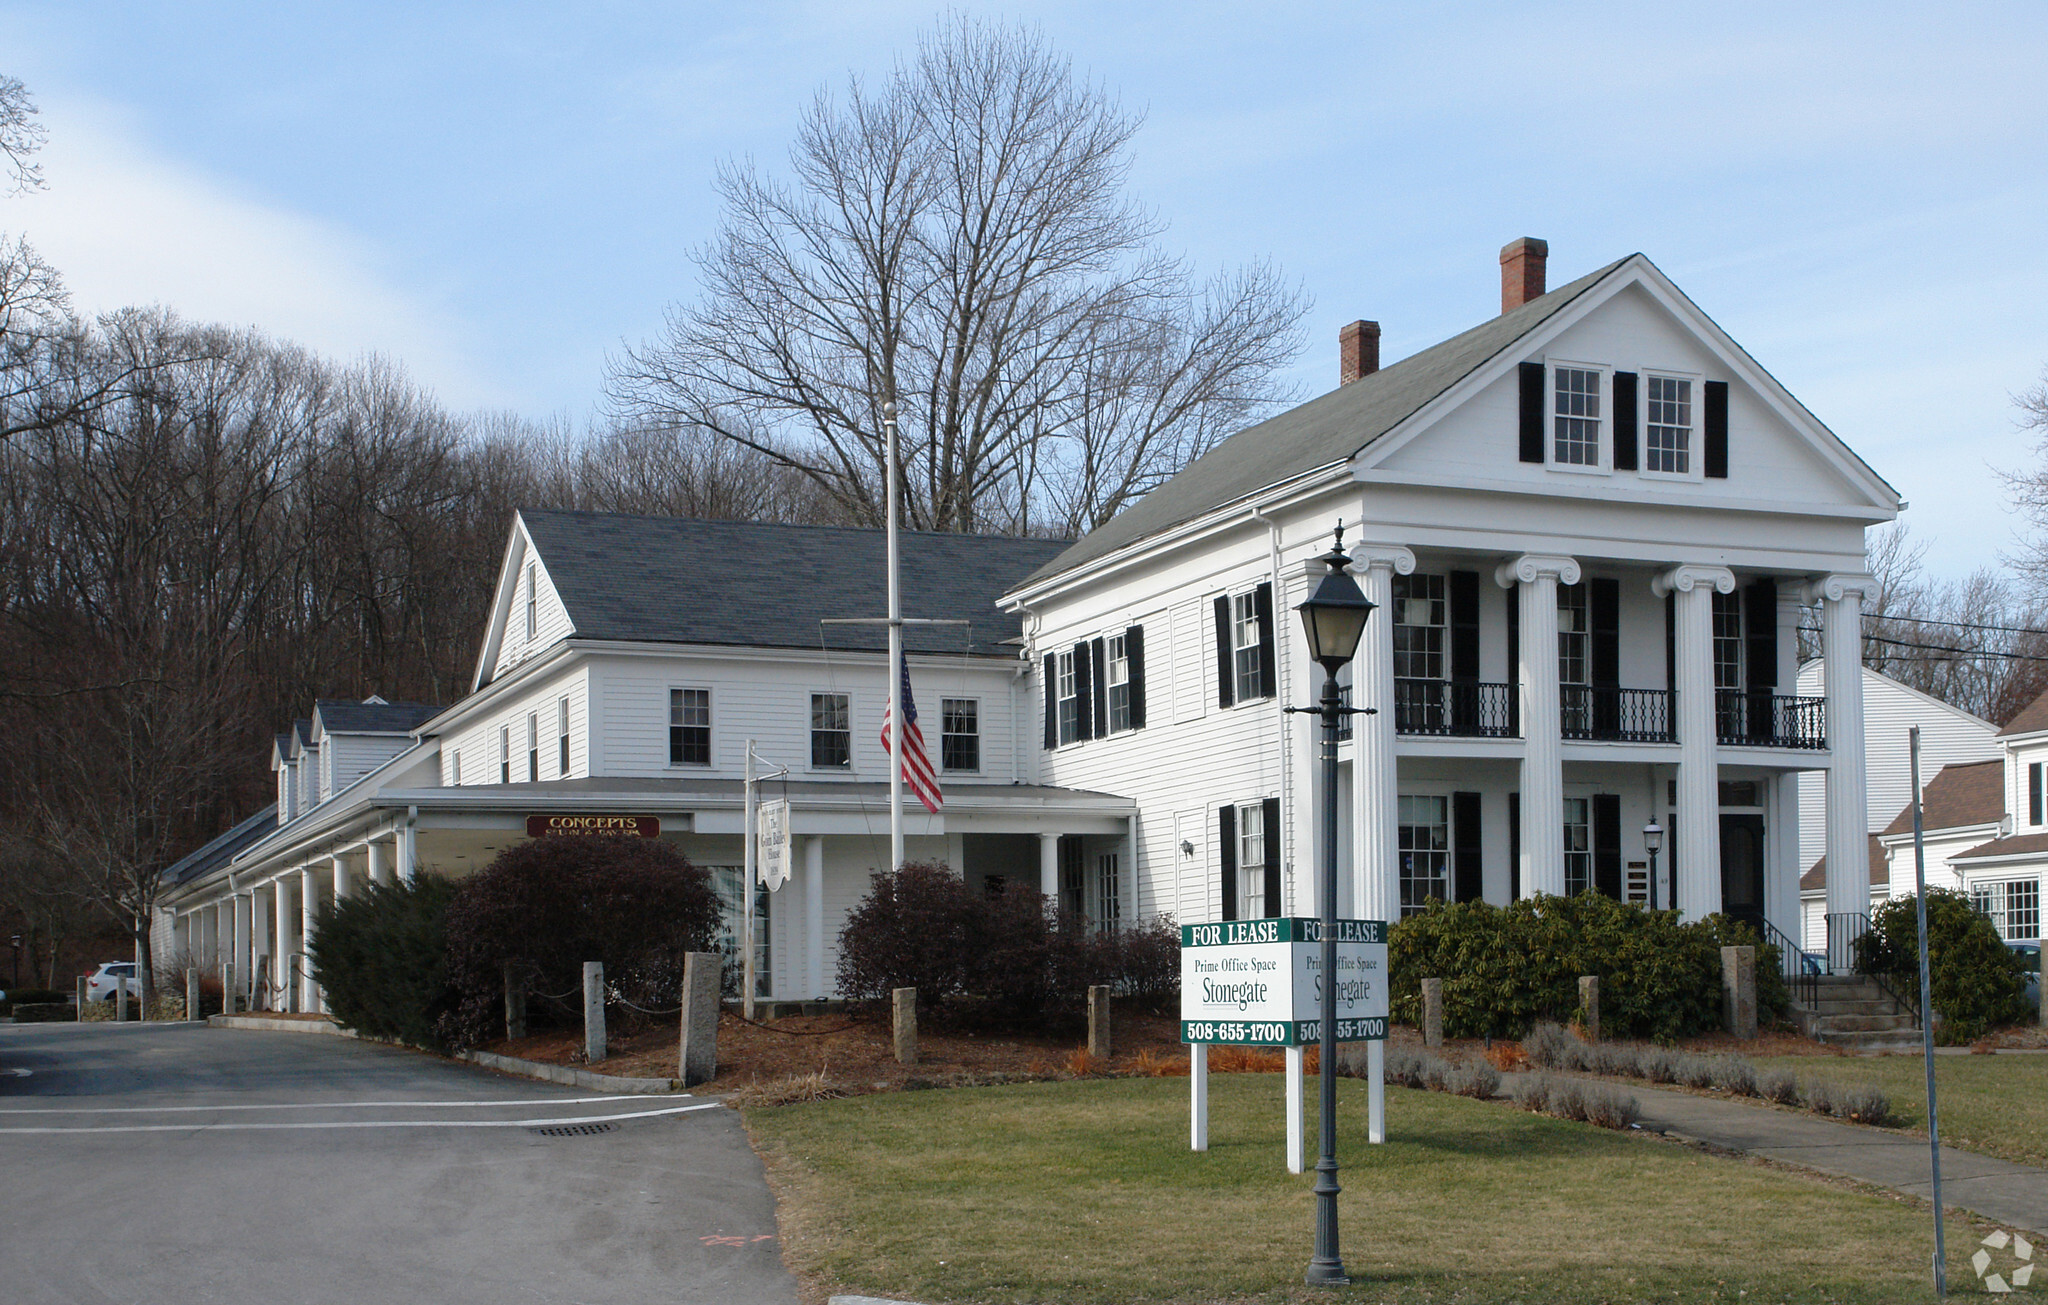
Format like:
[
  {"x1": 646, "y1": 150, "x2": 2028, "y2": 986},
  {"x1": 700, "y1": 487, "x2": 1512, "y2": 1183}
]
[
  {"x1": 200, "y1": 903, "x2": 219, "y2": 968},
  {"x1": 1654, "y1": 564, "x2": 1735, "y2": 920},
  {"x1": 365, "y1": 838, "x2": 388, "y2": 887},
  {"x1": 251, "y1": 887, "x2": 273, "y2": 1008},
  {"x1": 1039, "y1": 832, "x2": 1060, "y2": 901},
  {"x1": 1810, "y1": 574, "x2": 1875, "y2": 964},
  {"x1": 1499, "y1": 554, "x2": 1580, "y2": 898},
  {"x1": 1351, "y1": 545, "x2": 1414, "y2": 921},
  {"x1": 332, "y1": 854, "x2": 349, "y2": 904},
  {"x1": 300, "y1": 867, "x2": 322, "y2": 1013},
  {"x1": 273, "y1": 878, "x2": 295, "y2": 1011},
  {"x1": 804, "y1": 835, "x2": 825, "y2": 999},
  {"x1": 398, "y1": 822, "x2": 417, "y2": 884},
  {"x1": 232, "y1": 894, "x2": 251, "y2": 994}
]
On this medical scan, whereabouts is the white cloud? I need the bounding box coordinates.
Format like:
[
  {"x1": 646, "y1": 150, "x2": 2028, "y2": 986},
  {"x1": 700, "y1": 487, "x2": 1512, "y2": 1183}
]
[{"x1": 0, "y1": 94, "x2": 496, "y2": 408}]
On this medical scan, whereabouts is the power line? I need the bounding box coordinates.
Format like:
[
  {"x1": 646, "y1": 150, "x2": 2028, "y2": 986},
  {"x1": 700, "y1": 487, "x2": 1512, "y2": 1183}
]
[
  {"x1": 1864, "y1": 611, "x2": 2048, "y2": 638},
  {"x1": 1798, "y1": 627, "x2": 2048, "y2": 662}
]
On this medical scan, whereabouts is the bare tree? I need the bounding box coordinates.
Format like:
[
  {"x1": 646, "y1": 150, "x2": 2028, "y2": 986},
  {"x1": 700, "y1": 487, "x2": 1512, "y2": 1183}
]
[
  {"x1": 608, "y1": 15, "x2": 1307, "y2": 536},
  {"x1": 0, "y1": 74, "x2": 47, "y2": 194}
]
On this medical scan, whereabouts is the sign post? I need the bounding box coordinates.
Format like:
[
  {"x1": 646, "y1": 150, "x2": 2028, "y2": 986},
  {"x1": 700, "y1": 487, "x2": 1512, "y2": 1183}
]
[{"x1": 1179, "y1": 917, "x2": 1388, "y2": 1166}]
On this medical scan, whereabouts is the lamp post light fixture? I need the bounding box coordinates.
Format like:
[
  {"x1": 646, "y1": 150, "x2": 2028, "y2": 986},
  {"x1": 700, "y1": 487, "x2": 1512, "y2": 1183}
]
[
  {"x1": 1290, "y1": 523, "x2": 1375, "y2": 1288},
  {"x1": 1643, "y1": 818, "x2": 1665, "y2": 911}
]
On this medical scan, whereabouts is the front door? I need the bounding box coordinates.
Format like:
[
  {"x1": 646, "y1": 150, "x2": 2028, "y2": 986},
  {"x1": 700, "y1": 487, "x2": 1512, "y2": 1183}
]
[{"x1": 1719, "y1": 813, "x2": 1766, "y2": 933}]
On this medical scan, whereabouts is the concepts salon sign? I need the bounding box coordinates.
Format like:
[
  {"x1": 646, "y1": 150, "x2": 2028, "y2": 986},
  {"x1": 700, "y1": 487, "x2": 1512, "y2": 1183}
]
[
  {"x1": 524, "y1": 814, "x2": 661, "y2": 839},
  {"x1": 1178, "y1": 918, "x2": 1388, "y2": 1046}
]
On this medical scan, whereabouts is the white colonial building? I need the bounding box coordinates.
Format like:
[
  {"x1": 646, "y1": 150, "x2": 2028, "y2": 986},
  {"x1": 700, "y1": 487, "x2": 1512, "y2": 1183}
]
[{"x1": 159, "y1": 238, "x2": 1902, "y2": 1008}]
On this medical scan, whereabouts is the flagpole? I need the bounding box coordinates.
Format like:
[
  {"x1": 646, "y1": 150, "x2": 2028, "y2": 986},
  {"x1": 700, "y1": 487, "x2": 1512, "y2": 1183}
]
[{"x1": 884, "y1": 400, "x2": 904, "y2": 873}]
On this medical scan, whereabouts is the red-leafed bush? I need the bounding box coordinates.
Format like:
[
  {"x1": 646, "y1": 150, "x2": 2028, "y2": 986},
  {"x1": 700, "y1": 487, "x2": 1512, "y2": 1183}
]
[
  {"x1": 437, "y1": 837, "x2": 720, "y2": 1049},
  {"x1": 835, "y1": 862, "x2": 978, "y2": 1008}
]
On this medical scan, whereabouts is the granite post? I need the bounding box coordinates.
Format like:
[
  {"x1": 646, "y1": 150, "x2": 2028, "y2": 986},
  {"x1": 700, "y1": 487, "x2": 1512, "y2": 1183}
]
[{"x1": 679, "y1": 951, "x2": 722, "y2": 1088}]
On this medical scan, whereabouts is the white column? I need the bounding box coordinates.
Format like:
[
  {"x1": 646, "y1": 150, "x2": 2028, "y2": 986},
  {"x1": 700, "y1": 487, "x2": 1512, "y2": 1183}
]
[
  {"x1": 300, "y1": 867, "x2": 321, "y2": 1013},
  {"x1": 1123, "y1": 816, "x2": 1138, "y2": 926},
  {"x1": 366, "y1": 838, "x2": 388, "y2": 887},
  {"x1": 232, "y1": 894, "x2": 251, "y2": 994},
  {"x1": 1351, "y1": 545, "x2": 1414, "y2": 921},
  {"x1": 398, "y1": 822, "x2": 417, "y2": 884},
  {"x1": 1655, "y1": 564, "x2": 1735, "y2": 920},
  {"x1": 332, "y1": 855, "x2": 349, "y2": 904},
  {"x1": 804, "y1": 835, "x2": 825, "y2": 999},
  {"x1": 1499, "y1": 554, "x2": 1580, "y2": 897},
  {"x1": 200, "y1": 904, "x2": 219, "y2": 968},
  {"x1": 1811, "y1": 574, "x2": 1875, "y2": 961},
  {"x1": 272, "y1": 879, "x2": 294, "y2": 1010},
  {"x1": 1039, "y1": 832, "x2": 1060, "y2": 903}
]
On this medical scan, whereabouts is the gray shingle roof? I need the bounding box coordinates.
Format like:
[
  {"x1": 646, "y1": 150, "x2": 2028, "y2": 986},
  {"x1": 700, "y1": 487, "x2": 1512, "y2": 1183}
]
[
  {"x1": 1020, "y1": 259, "x2": 1629, "y2": 586},
  {"x1": 518, "y1": 511, "x2": 1070, "y2": 659},
  {"x1": 314, "y1": 699, "x2": 443, "y2": 734},
  {"x1": 161, "y1": 805, "x2": 279, "y2": 887}
]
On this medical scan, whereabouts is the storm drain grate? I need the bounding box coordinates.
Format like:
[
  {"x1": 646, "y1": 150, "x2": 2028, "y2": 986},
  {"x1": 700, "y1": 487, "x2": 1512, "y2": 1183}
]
[{"x1": 529, "y1": 1122, "x2": 618, "y2": 1137}]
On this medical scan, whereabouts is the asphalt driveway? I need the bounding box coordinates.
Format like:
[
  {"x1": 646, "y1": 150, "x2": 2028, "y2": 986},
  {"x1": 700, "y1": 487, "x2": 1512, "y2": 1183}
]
[{"x1": 0, "y1": 1022, "x2": 797, "y2": 1305}]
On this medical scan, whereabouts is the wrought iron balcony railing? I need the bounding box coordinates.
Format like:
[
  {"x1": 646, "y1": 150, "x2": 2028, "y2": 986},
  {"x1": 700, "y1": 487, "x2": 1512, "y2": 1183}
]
[
  {"x1": 1716, "y1": 690, "x2": 1827, "y2": 749},
  {"x1": 1559, "y1": 685, "x2": 1675, "y2": 743},
  {"x1": 1393, "y1": 678, "x2": 1518, "y2": 738}
]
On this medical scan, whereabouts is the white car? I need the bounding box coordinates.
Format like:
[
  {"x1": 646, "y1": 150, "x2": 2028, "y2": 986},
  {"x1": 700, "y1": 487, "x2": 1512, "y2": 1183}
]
[{"x1": 85, "y1": 962, "x2": 143, "y2": 1003}]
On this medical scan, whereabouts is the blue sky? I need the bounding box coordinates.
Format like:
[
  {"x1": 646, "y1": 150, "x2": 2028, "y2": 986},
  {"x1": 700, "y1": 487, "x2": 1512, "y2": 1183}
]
[{"x1": 2, "y1": 2, "x2": 2042, "y2": 578}]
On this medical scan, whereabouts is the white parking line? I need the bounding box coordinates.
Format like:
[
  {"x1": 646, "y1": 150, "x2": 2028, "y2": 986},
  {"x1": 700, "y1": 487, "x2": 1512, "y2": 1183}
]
[
  {"x1": 0, "y1": 1092, "x2": 696, "y2": 1116},
  {"x1": 0, "y1": 1101, "x2": 724, "y2": 1135}
]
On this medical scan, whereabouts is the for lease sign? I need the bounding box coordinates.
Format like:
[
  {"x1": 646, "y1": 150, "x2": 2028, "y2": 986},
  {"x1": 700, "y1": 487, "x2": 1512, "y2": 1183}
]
[{"x1": 1178, "y1": 918, "x2": 1388, "y2": 1046}]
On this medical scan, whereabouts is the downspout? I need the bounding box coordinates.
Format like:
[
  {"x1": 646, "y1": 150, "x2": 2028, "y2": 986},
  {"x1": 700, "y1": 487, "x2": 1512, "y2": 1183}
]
[{"x1": 1247, "y1": 502, "x2": 1295, "y2": 912}]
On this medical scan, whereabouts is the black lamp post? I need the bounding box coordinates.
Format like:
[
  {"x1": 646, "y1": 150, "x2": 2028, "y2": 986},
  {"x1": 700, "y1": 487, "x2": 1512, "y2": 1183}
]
[
  {"x1": 1643, "y1": 819, "x2": 1665, "y2": 911},
  {"x1": 1291, "y1": 523, "x2": 1375, "y2": 1288}
]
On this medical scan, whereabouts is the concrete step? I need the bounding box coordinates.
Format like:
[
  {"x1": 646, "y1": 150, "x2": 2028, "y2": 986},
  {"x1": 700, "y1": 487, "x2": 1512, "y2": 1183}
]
[
  {"x1": 1816, "y1": 1028, "x2": 1923, "y2": 1052},
  {"x1": 1802, "y1": 999, "x2": 1899, "y2": 1017},
  {"x1": 1812, "y1": 1013, "x2": 1916, "y2": 1034}
]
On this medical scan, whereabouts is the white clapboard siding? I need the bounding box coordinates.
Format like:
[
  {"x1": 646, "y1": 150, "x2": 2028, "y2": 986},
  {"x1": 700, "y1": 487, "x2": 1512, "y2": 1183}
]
[{"x1": 487, "y1": 530, "x2": 577, "y2": 684}]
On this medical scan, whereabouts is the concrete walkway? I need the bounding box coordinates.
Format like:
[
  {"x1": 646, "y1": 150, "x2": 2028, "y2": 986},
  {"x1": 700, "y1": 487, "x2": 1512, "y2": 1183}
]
[{"x1": 1573, "y1": 1074, "x2": 2048, "y2": 1234}]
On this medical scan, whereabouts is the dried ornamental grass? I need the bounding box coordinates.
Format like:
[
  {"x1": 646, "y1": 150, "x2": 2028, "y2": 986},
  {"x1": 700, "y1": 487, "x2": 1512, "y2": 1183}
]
[{"x1": 1760, "y1": 1070, "x2": 1800, "y2": 1105}]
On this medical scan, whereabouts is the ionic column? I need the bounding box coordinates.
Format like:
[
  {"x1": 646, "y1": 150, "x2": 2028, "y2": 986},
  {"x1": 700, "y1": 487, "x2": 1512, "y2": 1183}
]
[
  {"x1": 1654, "y1": 564, "x2": 1735, "y2": 919},
  {"x1": 300, "y1": 866, "x2": 321, "y2": 1013},
  {"x1": 1808, "y1": 574, "x2": 1876, "y2": 964},
  {"x1": 1040, "y1": 832, "x2": 1060, "y2": 903},
  {"x1": 1350, "y1": 545, "x2": 1415, "y2": 921},
  {"x1": 804, "y1": 835, "x2": 825, "y2": 999},
  {"x1": 1498, "y1": 554, "x2": 1580, "y2": 898}
]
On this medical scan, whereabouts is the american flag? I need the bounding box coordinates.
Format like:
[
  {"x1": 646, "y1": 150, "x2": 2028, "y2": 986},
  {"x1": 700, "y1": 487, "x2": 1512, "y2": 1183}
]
[{"x1": 880, "y1": 650, "x2": 943, "y2": 814}]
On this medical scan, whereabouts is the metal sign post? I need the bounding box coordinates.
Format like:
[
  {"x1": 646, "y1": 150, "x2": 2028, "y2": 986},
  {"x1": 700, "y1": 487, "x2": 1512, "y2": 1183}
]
[{"x1": 1910, "y1": 726, "x2": 1948, "y2": 1297}]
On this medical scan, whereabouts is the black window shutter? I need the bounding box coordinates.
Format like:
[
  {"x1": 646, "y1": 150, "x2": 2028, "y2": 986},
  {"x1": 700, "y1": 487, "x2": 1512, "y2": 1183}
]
[
  {"x1": 1450, "y1": 571, "x2": 1480, "y2": 680},
  {"x1": 1744, "y1": 578, "x2": 1778, "y2": 689},
  {"x1": 1042, "y1": 653, "x2": 1057, "y2": 750},
  {"x1": 1213, "y1": 595, "x2": 1235, "y2": 709},
  {"x1": 1090, "y1": 637, "x2": 1108, "y2": 737},
  {"x1": 1507, "y1": 792, "x2": 1522, "y2": 901},
  {"x1": 1593, "y1": 794, "x2": 1622, "y2": 899},
  {"x1": 1219, "y1": 804, "x2": 1238, "y2": 922},
  {"x1": 1262, "y1": 796, "x2": 1282, "y2": 918},
  {"x1": 1612, "y1": 371, "x2": 1639, "y2": 471},
  {"x1": 1126, "y1": 625, "x2": 1146, "y2": 729},
  {"x1": 1453, "y1": 791, "x2": 1483, "y2": 903},
  {"x1": 1590, "y1": 577, "x2": 1621, "y2": 736},
  {"x1": 1071, "y1": 642, "x2": 1093, "y2": 742},
  {"x1": 1254, "y1": 582, "x2": 1277, "y2": 701},
  {"x1": 2031, "y1": 763, "x2": 2042, "y2": 827},
  {"x1": 1703, "y1": 380, "x2": 1729, "y2": 478},
  {"x1": 1519, "y1": 361, "x2": 1546, "y2": 463}
]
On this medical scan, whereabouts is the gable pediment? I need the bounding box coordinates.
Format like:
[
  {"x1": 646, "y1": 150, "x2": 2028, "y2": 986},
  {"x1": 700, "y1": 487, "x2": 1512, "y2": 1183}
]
[{"x1": 473, "y1": 513, "x2": 576, "y2": 690}]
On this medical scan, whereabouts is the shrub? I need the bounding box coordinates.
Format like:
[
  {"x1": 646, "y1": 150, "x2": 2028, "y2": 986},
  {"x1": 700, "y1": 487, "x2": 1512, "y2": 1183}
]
[
  {"x1": 1759, "y1": 1069, "x2": 1800, "y2": 1105},
  {"x1": 1444, "y1": 1060, "x2": 1501, "y2": 1099},
  {"x1": 438, "y1": 838, "x2": 720, "y2": 1050},
  {"x1": 1676, "y1": 1054, "x2": 1717, "y2": 1090},
  {"x1": 1549, "y1": 1078, "x2": 1589, "y2": 1122},
  {"x1": 1524, "y1": 1022, "x2": 1577, "y2": 1070},
  {"x1": 1712, "y1": 1056, "x2": 1759, "y2": 1098},
  {"x1": 1838, "y1": 1084, "x2": 1894, "y2": 1126},
  {"x1": 1582, "y1": 1085, "x2": 1641, "y2": 1130},
  {"x1": 1512, "y1": 1074, "x2": 1553, "y2": 1113},
  {"x1": 310, "y1": 876, "x2": 458, "y2": 1048},
  {"x1": 1640, "y1": 1047, "x2": 1679, "y2": 1084},
  {"x1": 838, "y1": 862, "x2": 979, "y2": 1007},
  {"x1": 0, "y1": 988, "x2": 66, "y2": 1015},
  {"x1": 1802, "y1": 1078, "x2": 1837, "y2": 1116},
  {"x1": 1855, "y1": 889, "x2": 2031, "y2": 1043},
  {"x1": 1389, "y1": 894, "x2": 1778, "y2": 1042}
]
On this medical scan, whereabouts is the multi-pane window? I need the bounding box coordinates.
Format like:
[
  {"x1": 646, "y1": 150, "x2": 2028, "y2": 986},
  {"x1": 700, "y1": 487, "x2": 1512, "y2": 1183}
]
[
  {"x1": 1232, "y1": 591, "x2": 1264, "y2": 702},
  {"x1": 526, "y1": 712, "x2": 539, "y2": 782},
  {"x1": 941, "y1": 698, "x2": 979, "y2": 772},
  {"x1": 1238, "y1": 802, "x2": 1267, "y2": 918},
  {"x1": 810, "y1": 693, "x2": 851, "y2": 769},
  {"x1": 1096, "y1": 852, "x2": 1121, "y2": 933},
  {"x1": 1398, "y1": 795, "x2": 1449, "y2": 917},
  {"x1": 1563, "y1": 797, "x2": 1592, "y2": 896},
  {"x1": 1556, "y1": 584, "x2": 1589, "y2": 686},
  {"x1": 1392, "y1": 574, "x2": 1446, "y2": 681},
  {"x1": 1056, "y1": 651, "x2": 1081, "y2": 745},
  {"x1": 669, "y1": 688, "x2": 711, "y2": 766},
  {"x1": 1971, "y1": 879, "x2": 2041, "y2": 941},
  {"x1": 557, "y1": 698, "x2": 570, "y2": 776},
  {"x1": 1712, "y1": 590, "x2": 1743, "y2": 690},
  {"x1": 525, "y1": 563, "x2": 538, "y2": 642},
  {"x1": 1552, "y1": 366, "x2": 1602, "y2": 466},
  {"x1": 451, "y1": 751, "x2": 462, "y2": 785},
  {"x1": 1645, "y1": 375, "x2": 1692, "y2": 474},
  {"x1": 499, "y1": 725, "x2": 510, "y2": 784},
  {"x1": 1107, "y1": 634, "x2": 1132, "y2": 733}
]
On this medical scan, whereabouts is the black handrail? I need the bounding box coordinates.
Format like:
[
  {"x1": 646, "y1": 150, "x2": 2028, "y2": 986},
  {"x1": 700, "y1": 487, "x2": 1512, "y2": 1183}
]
[
  {"x1": 1560, "y1": 685, "x2": 1675, "y2": 742},
  {"x1": 1761, "y1": 916, "x2": 1817, "y2": 1013},
  {"x1": 1393, "y1": 678, "x2": 1517, "y2": 738},
  {"x1": 1826, "y1": 909, "x2": 1920, "y2": 1022},
  {"x1": 1717, "y1": 691, "x2": 1827, "y2": 749}
]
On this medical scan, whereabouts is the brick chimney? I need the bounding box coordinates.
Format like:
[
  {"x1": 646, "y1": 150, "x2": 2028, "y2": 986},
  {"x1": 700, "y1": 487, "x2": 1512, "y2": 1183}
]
[
  {"x1": 1499, "y1": 237, "x2": 1548, "y2": 313},
  {"x1": 1339, "y1": 320, "x2": 1381, "y2": 385}
]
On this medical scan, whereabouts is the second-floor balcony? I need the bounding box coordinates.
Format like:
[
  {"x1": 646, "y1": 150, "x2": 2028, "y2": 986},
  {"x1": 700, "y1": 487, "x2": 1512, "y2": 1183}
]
[
  {"x1": 1560, "y1": 685, "x2": 1674, "y2": 743},
  {"x1": 1388, "y1": 678, "x2": 1829, "y2": 749},
  {"x1": 1393, "y1": 678, "x2": 1517, "y2": 739},
  {"x1": 1717, "y1": 690, "x2": 1827, "y2": 749}
]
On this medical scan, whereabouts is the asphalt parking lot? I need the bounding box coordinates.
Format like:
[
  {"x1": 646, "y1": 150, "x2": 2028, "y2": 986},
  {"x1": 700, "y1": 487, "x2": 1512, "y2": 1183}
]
[{"x1": 0, "y1": 1022, "x2": 797, "y2": 1305}]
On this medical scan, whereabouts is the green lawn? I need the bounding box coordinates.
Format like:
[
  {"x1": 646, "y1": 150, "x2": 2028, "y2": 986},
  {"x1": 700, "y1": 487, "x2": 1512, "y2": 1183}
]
[
  {"x1": 746, "y1": 1075, "x2": 2016, "y2": 1304},
  {"x1": 1752, "y1": 1053, "x2": 2048, "y2": 1167}
]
